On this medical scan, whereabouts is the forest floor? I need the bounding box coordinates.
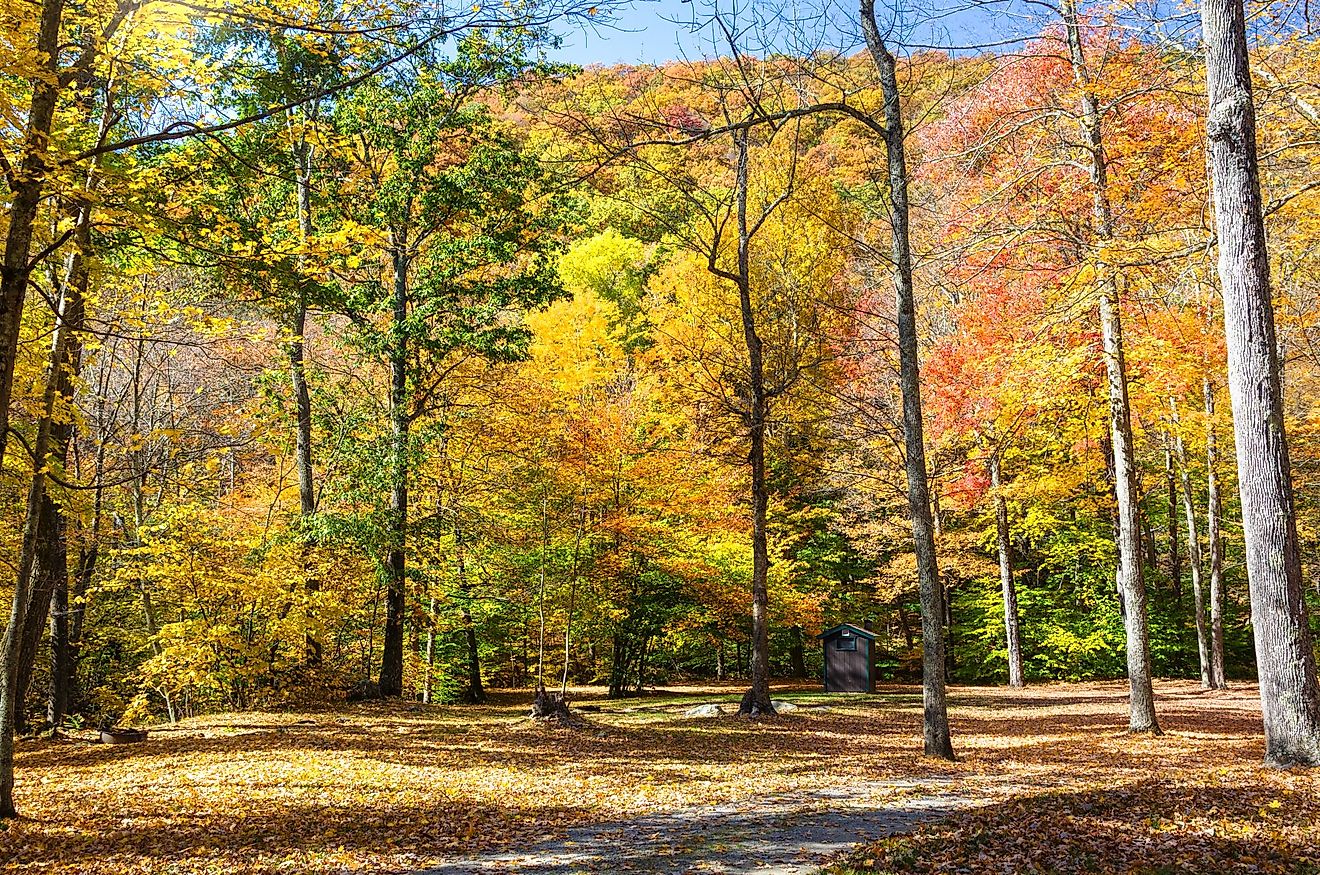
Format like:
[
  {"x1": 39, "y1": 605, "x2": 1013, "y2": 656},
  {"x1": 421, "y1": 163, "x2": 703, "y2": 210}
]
[{"x1": 3, "y1": 680, "x2": 1317, "y2": 875}]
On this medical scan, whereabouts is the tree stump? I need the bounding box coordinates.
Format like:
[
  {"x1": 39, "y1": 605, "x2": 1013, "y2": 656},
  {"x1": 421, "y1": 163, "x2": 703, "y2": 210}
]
[{"x1": 531, "y1": 684, "x2": 582, "y2": 727}]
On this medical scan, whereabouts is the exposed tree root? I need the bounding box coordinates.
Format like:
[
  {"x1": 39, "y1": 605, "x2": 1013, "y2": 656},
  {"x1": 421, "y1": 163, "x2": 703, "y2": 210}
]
[{"x1": 737, "y1": 688, "x2": 778, "y2": 718}]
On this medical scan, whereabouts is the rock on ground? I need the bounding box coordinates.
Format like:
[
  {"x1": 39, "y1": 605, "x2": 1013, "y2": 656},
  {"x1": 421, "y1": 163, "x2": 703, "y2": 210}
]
[{"x1": 683, "y1": 699, "x2": 799, "y2": 718}]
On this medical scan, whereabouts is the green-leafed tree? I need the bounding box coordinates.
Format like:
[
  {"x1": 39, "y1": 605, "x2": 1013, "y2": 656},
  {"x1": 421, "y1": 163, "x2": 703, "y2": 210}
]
[{"x1": 324, "y1": 39, "x2": 569, "y2": 697}]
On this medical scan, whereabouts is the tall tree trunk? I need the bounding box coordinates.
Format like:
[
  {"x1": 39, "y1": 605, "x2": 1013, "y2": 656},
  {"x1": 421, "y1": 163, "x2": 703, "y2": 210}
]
[
  {"x1": 378, "y1": 247, "x2": 409, "y2": 698},
  {"x1": 536, "y1": 490, "x2": 549, "y2": 687},
  {"x1": 726, "y1": 129, "x2": 774, "y2": 718},
  {"x1": 1165, "y1": 440, "x2": 1181, "y2": 600},
  {"x1": 455, "y1": 519, "x2": 484, "y2": 705},
  {"x1": 1200, "y1": 0, "x2": 1320, "y2": 765},
  {"x1": 1171, "y1": 398, "x2": 1212, "y2": 688},
  {"x1": 13, "y1": 492, "x2": 65, "y2": 729},
  {"x1": 0, "y1": 285, "x2": 71, "y2": 815},
  {"x1": 0, "y1": 0, "x2": 66, "y2": 475},
  {"x1": 290, "y1": 131, "x2": 320, "y2": 664},
  {"x1": 1204, "y1": 379, "x2": 1227, "y2": 689},
  {"x1": 46, "y1": 415, "x2": 101, "y2": 731},
  {"x1": 291, "y1": 233, "x2": 315, "y2": 521},
  {"x1": 45, "y1": 70, "x2": 116, "y2": 724},
  {"x1": 789, "y1": 625, "x2": 807, "y2": 679},
  {"x1": 290, "y1": 295, "x2": 319, "y2": 662},
  {"x1": 859, "y1": 0, "x2": 954, "y2": 759},
  {"x1": 990, "y1": 455, "x2": 1025, "y2": 688},
  {"x1": 14, "y1": 187, "x2": 94, "y2": 726},
  {"x1": 47, "y1": 543, "x2": 77, "y2": 728},
  {"x1": 128, "y1": 350, "x2": 173, "y2": 724},
  {"x1": 1062, "y1": 0, "x2": 1160, "y2": 734},
  {"x1": 422, "y1": 595, "x2": 436, "y2": 705}
]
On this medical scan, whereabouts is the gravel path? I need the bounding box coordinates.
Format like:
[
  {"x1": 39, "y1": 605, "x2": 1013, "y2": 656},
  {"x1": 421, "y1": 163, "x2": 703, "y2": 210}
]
[{"x1": 422, "y1": 781, "x2": 969, "y2": 874}]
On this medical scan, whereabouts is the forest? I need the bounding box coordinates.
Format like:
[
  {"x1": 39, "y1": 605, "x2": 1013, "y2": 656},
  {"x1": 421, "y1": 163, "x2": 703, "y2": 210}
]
[{"x1": 2, "y1": 0, "x2": 1320, "y2": 871}]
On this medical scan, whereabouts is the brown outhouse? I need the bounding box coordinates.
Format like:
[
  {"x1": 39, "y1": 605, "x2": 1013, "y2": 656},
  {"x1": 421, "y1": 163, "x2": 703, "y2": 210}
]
[{"x1": 819, "y1": 623, "x2": 876, "y2": 693}]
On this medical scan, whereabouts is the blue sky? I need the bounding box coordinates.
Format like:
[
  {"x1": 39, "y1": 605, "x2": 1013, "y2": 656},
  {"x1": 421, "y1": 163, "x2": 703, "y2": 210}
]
[
  {"x1": 541, "y1": 0, "x2": 1210, "y2": 66},
  {"x1": 543, "y1": 0, "x2": 1048, "y2": 65},
  {"x1": 549, "y1": 0, "x2": 698, "y2": 64}
]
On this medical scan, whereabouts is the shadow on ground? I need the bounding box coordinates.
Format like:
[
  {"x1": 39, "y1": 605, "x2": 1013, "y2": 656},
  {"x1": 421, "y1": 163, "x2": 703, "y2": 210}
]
[
  {"x1": 832, "y1": 779, "x2": 1320, "y2": 874},
  {"x1": 7, "y1": 680, "x2": 1299, "y2": 875}
]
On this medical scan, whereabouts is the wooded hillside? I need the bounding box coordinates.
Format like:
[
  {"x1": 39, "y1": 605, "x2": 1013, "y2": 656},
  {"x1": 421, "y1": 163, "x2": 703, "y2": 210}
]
[{"x1": 2, "y1": 0, "x2": 1320, "y2": 824}]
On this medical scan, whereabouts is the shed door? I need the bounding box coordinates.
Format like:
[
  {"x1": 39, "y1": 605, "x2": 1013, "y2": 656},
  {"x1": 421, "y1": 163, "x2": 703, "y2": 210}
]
[{"x1": 827, "y1": 634, "x2": 871, "y2": 692}]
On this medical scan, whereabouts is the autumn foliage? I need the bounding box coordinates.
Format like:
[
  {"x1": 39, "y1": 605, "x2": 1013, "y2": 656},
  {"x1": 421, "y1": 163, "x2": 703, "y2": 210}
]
[{"x1": 1, "y1": 0, "x2": 1320, "y2": 868}]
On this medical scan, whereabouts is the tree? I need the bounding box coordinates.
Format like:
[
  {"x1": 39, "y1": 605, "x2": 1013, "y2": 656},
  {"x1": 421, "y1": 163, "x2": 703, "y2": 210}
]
[
  {"x1": 1169, "y1": 398, "x2": 1211, "y2": 689},
  {"x1": 0, "y1": 270, "x2": 78, "y2": 815},
  {"x1": 0, "y1": 11, "x2": 121, "y2": 809},
  {"x1": 327, "y1": 51, "x2": 565, "y2": 697},
  {"x1": 1057, "y1": 0, "x2": 1160, "y2": 735},
  {"x1": 1199, "y1": 0, "x2": 1320, "y2": 765},
  {"x1": 989, "y1": 454, "x2": 1025, "y2": 688},
  {"x1": 633, "y1": 120, "x2": 825, "y2": 716},
  {"x1": 558, "y1": 26, "x2": 844, "y2": 715},
  {"x1": 858, "y1": 0, "x2": 955, "y2": 759},
  {"x1": 721, "y1": 127, "x2": 780, "y2": 717},
  {"x1": 1204, "y1": 378, "x2": 1228, "y2": 690}
]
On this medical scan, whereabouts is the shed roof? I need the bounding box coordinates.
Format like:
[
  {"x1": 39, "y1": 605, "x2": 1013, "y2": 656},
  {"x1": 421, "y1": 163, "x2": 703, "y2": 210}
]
[{"x1": 817, "y1": 623, "x2": 876, "y2": 641}]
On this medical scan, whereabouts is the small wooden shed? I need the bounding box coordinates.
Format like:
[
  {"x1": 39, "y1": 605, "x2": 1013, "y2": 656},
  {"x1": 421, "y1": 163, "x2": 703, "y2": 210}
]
[{"x1": 818, "y1": 623, "x2": 876, "y2": 693}]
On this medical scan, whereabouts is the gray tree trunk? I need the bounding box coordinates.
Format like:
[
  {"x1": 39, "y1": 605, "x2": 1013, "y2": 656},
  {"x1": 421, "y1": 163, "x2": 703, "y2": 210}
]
[
  {"x1": 1171, "y1": 398, "x2": 1212, "y2": 688},
  {"x1": 859, "y1": 0, "x2": 954, "y2": 759},
  {"x1": 290, "y1": 132, "x2": 320, "y2": 664},
  {"x1": 291, "y1": 138, "x2": 317, "y2": 521},
  {"x1": 1165, "y1": 440, "x2": 1181, "y2": 600},
  {"x1": 990, "y1": 455, "x2": 1025, "y2": 688},
  {"x1": 1062, "y1": 0, "x2": 1160, "y2": 733},
  {"x1": 1204, "y1": 379, "x2": 1227, "y2": 689},
  {"x1": 1200, "y1": 0, "x2": 1320, "y2": 765}
]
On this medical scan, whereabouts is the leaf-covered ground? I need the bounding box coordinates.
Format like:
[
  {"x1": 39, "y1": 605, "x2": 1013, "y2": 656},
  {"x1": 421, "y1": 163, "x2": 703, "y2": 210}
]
[
  {"x1": 3, "y1": 681, "x2": 1316, "y2": 874},
  {"x1": 827, "y1": 683, "x2": 1320, "y2": 875}
]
